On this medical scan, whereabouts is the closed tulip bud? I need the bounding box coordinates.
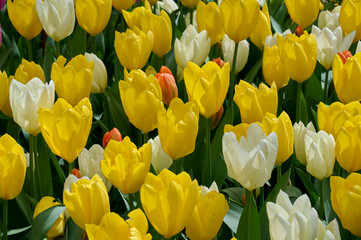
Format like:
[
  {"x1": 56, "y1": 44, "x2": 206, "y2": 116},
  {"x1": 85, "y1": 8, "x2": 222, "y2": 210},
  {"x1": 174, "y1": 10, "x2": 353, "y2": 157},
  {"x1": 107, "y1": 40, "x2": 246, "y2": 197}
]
[
  {"x1": 277, "y1": 31, "x2": 318, "y2": 83},
  {"x1": 39, "y1": 98, "x2": 92, "y2": 163},
  {"x1": 311, "y1": 26, "x2": 355, "y2": 70},
  {"x1": 196, "y1": 1, "x2": 224, "y2": 46},
  {"x1": 181, "y1": 0, "x2": 199, "y2": 8},
  {"x1": 64, "y1": 174, "x2": 110, "y2": 230},
  {"x1": 267, "y1": 190, "x2": 319, "y2": 240},
  {"x1": 158, "y1": 0, "x2": 179, "y2": 14},
  {"x1": 79, "y1": 144, "x2": 112, "y2": 192},
  {"x1": 185, "y1": 10, "x2": 197, "y2": 28},
  {"x1": 140, "y1": 169, "x2": 200, "y2": 239},
  {"x1": 339, "y1": 0, "x2": 361, "y2": 42},
  {"x1": 222, "y1": 35, "x2": 249, "y2": 74},
  {"x1": 210, "y1": 106, "x2": 223, "y2": 130},
  {"x1": 76, "y1": 0, "x2": 111, "y2": 36},
  {"x1": 84, "y1": 53, "x2": 108, "y2": 94},
  {"x1": 213, "y1": 58, "x2": 225, "y2": 68},
  {"x1": 148, "y1": 135, "x2": 173, "y2": 174},
  {"x1": 158, "y1": 98, "x2": 199, "y2": 160},
  {"x1": 261, "y1": 112, "x2": 293, "y2": 165},
  {"x1": 36, "y1": 0, "x2": 75, "y2": 42},
  {"x1": 102, "y1": 128, "x2": 123, "y2": 148},
  {"x1": 51, "y1": 55, "x2": 94, "y2": 106},
  {"x1": 101, "y1": 137, "x2": 151, "y2": 194},
  {"x1": 220, "y1": 0, "x2": 260, "y2": 43},
  {"x1": 184, "y1": 61, "x2": 229, "y2": 118},
  {"x1": 186, "y1": 191, "x2": 229, "y2": 240},
  {"x1": 284, "y1": 0, "x2": 322, "y2": 29},
  {"x1": 72, "y1": 169, "x2": 82, "y2": 179},
  {"x1": 156, "y1": 66, "x2": 178, "y2": 105},
  {"x1": 33, "y1": 197, "x2": 65, "y2": 238},
  {"x1": 295, "y1": 25, "x2": 304, "y2": 37},
  {"x1": 263, "y1": 45, "x2": 289, "y2": 90},
  {"x1": 174, "y1": 25, "x2": 211, "y2": 70},
  {"x1": 222, "y1": 123, "x2": 278, "y2": 190},
  {"x1": 331, "y1": 173, "x2": 361, "y2": 236},
  {"x1": 250, "y1": 4, "x2": 272, "y2": 49},
  {"x1": 0, "y1": 71, "x2": 12, "y2": 117},
  {"x1": 293, "y1": 121, "x2": 316, "y2": 165},
  {"x1": 9, "y1": 78, "x2": 55, "y2": 135},
  {"x1": 112, "y1": 0, "x2": 135, "y2": 11},
  {"x1": 234, "y1": 81, "x2": 278, "y2": 124},
  {"x1": 10, "y1": 59, "x2": 45, "y2": 84},
  {"x1": 7, "y1": 0, "x2": 42, "y2": 39},
  {"x1": 0, "y1": 134, "x2": 26, "y2": 200},
  {"x1": 318, "y1": 6, "x2": 341, "y2": 31},
  {"x1": 316, "y1": 219, "x2": 341, "y2": 240},
  {"x1": 118, "y1": 68, "x2": 162, "y2": 133},
  {"x1": 337, "y1": 50, "x2": 353, "y2": 64},
  {"x1": 122, "y1": 2, "x2": 151, "y2": 30},
  {"x1": 333, "y1": 52, "x2": 361, "y2": 103}
]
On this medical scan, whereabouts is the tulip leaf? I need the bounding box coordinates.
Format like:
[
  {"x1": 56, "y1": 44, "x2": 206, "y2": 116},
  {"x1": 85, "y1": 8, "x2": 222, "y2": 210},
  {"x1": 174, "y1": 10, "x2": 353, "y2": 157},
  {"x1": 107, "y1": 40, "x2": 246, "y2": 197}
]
[
  {"x1": 37, "y1": 135, "x2": 53, "y2": 196},
  {"x1": 70, "y1": 25, "x2": 87, "y2": 58},
  {"x1": 244, "y1": 57, "x2": 262, "y2": 84},
  {"x1": 270, "y1": 16, "x2": 283, "y2": 33},
  {"x1": 15, "y1": 191, "x2": 33, "y2": 224},
  {"x1": 30, "y1": 205, "x2": 65, "y2": 240},
  {"x1": 222, "y1": 187, "x2": 245, "y2": 205},
  {"x1": 8, "y1": 226, "x2": 31, "y2": 236},
  {"x1": 65, "y1": 218, "x2": 83, "y2": 240},
  {"x1": 224, "y1": 201, "x2": 243, "y2": 233},
  {"x1": 295, "y1": 167, "x2": 318, "y2": 205},
  {"x1": 43, "y1": 42, "x2": 55, "y2": 83},
  {"x1": 236, "y1": 190, "x2": 260, "y2": 240}
]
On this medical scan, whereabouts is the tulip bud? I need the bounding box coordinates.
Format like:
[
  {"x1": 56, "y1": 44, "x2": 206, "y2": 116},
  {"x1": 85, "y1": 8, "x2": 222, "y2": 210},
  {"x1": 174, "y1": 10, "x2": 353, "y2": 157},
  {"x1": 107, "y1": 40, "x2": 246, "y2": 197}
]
[
  {"x1": 10, "y1": 59, "x2": 45, "y2": 84},
  {"x1": 72, "y1": 169, "x2": 82, "y2": 179},
  {"x1": 337, "y1": 50, "x2": 353, "y2": 64},
  {"x1": 148, "y1": 135, "x2": 173, "y2": 174},
  {"x1": 158, "y1": 0, "x2": 178, "y2": 14},
  {"x1": 250, "y1": 4, "x2": 272, "y2": 49},
  {"x1": 0, "y1": 70, "x2": 12, "y2": 118},
  {"x1": 284, "y1": 0, "x2": 321, "y2": 29},
  {"x1": 316, "y1": 219, "x2": 341, "y2": 240},
  {"x1": 222, "y1": 35, "x2": 249, "y2": 74},
  {"x1": 84, "y1": 53, "x2": 108, "y2": 94},
  {"x1": 295, "y1": 25, "x2": 304, "y2": 37},
  {"x1": 156, "y1": 66, "x2": 178, "y2": 105},
  {"x1": 112, "y1": 0, "x2": 135, "y2": 12},
  {"x1": 318, "y1": 6, "x2": 341, "y2": 31},
  {"x1": 210, "y1": 106, "x2": 223, "y2": 130},
  {"x1": 200, "y1": 181, "x2": 219, "y2": 196},
  {"x1": 181, "y1": 0, "x2": 200, "y2": 8},
  {"x1": 213, "y1": 58, "x2": 225, "y2": 68},
  {"x1": 102, "y1": 128, "x2": 123, "y2": 148},
  {"x1": 293, "y1": 121, "x2": 316, "y2": 165},
  {"x1": 339, "y1": 0, "x2": 361, "y2": 42}
]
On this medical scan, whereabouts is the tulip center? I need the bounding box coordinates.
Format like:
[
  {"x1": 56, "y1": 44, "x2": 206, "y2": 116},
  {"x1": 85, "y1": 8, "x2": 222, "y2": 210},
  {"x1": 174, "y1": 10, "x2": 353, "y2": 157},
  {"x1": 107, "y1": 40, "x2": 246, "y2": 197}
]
[{"x1": 338, "y1": 50, "x2": 353, "y2": 64}]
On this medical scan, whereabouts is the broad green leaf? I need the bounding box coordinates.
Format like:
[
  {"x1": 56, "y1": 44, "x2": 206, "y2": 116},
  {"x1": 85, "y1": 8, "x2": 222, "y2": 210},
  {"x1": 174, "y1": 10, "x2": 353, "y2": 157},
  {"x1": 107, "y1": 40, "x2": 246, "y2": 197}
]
[
  {"x1": 244, "y1": 57, "x2": 262, "y2": 84},
  {"x1": 224, "y1": 201, "x2": 243, "y2": 233},
  {"x1": 295, "y1": 168, "x2": 318, "y2": 205},
  {"x1": 15, "y1": 191, "x2": 33, "y2": 224},
  {"x1": 236, "y1": 190, "x2": 260, "y2": 240},
  {"x1": 65, "y1": 218, "x2": 83, "y2": 240}
]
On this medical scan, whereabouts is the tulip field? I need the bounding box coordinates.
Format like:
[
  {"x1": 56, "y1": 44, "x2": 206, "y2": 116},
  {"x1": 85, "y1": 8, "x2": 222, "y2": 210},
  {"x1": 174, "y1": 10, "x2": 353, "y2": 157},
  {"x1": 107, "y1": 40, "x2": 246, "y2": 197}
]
[{"x1": 1, "y1": 0, "x2": 361, "y2": 239}]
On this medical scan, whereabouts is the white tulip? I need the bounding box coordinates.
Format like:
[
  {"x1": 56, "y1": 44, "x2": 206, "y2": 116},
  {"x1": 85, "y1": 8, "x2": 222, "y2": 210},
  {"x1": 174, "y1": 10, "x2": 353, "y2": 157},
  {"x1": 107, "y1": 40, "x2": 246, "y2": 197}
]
[
  {"x1": 311, "y1": 26, "x2": 355, "y2": 70},
  {"x1": 201, "y1": 181, "x2": 219, "y2": 197},
  {"x1": 185, "y1": 11, "x2": 197, "y2": 29},
  {"x1": 267, "y1": 190, "x2": 319, "y2": 240},
  {"x1": 9, "y1": 78, "x2": 55, "y2": 135},
  {"x1": 293, "y1": 122, "x2": 316, "y2": 165},
  {"x1": 265, "y1": 29, "x2": 292, "y2": 48},
  {"x1": 84, "y1": 53, "x2": 108, "y2": 93},
  {"x1": 316, "y1": 219, "x2": 341, "y2": 240},
  {"x1": 148, "y1": 135, "x2": 173, "y2": 174},
  {"x1": 78, "y1": 144, "x2": 112, "y2": 192},
  {"x1": 304, "y1": 130, "x2": 335, "y2": 180},
  {"x1": 158, "y1": 0, "x2": 178, "y2": 14},
  {"x1": 356, "y1": 41, "x2": 361, "y2": 54},
  {"x1": 222, "y1": 34, "x2": 249, "y2": 74},
  {"x1": 318, "y1": 6, "x2": 341, "y2": 31},
  {"x1": 36, "y1": 0, "x2": 75, "y2": 42},
  {"x1": 222, "y1": 123, "x2": 278, "y2": 191}
]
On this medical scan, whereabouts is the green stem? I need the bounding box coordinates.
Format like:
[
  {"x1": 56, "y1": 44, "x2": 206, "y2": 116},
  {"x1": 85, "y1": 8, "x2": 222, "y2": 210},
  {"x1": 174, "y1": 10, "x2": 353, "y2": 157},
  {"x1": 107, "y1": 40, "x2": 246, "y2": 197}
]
[
  {"x1": 137, "y1": 130, "x2": 143, "y2": 148},
  {"x1": 92, "y1": 36, "x2": 97, "y2": 54},
  {"x1": 319, "y1": 180, "x2": 325, "y2": 220},
  {"x1": 68, "y1": 36, "x2": 72, "y2": 58},
  {"x1": 27, "y1": 39, "x2": 33, "y2": 61},
  {"x1": 128, "y1": 194, "x2": 135, "y2": 211},
  {"x1": 47, "y1": 146, "x2": 65, "y2": 184},
  {"x1": 68, "y1": 161, "x2": 73, "y2": 175},
  {"x1": 259, "y1": 187, "x2": 264, "y2": 206},
  {"x1": 228, "y1": 41, "x2": 239, "y2": 108},
  {"x1": 29, "y1": 135, "x2": 38, "y2": 200},
  {"x1": 205, "y1": 118, "x2": 212, "y2": 185},
  {"x1": 32, "y1": 135, "x2": 43, "y2": 199},
  {"x1": 323, "y1": 70, "x2": 329, "y2": 103},
  {"x1": 296, "y1": 82, "x2": 302, "y2": 123},
  {"x1": 56, "y1": 41, "x2": 60, "y2": 57},
  {"x1": 143, "y1": 133, "x2": 149, "y2": 145},
  {"x1": 2, "y1": 199, "x2": 8, "y2": 240},
  {"x1": 277, "y1": 165, "x2": 282, "y2": 182}
]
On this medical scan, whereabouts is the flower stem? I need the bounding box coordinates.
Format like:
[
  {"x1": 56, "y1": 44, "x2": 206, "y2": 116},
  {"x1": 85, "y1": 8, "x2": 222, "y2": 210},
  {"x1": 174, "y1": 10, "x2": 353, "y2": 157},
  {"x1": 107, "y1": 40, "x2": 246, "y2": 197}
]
[
  {"x1": 68, "y1": 161, "x2": 73, "y2": 175},
  {"x1": 92, "y1": 36, "x2": 96, "y2": 54},
  {"x1": 228, "y1": 41, "x2": 239, "y2": 109},
  {"x1": 323, "y1": 70, "x2": 329, "y2": 103},
  {"x1": 319, "y1": 179, "x2": 325, "y2": 220},
  {"x1": 47, "y1": 145, "x2": 65, "y2": 184},
  {"x1": 128, "y1": 193, "x2": 134, "y2": 211},
  {"x1": 205, "y1": 118, "x2": 212, "y2": 185},
  {"x1": 32, "y1": 135, "x2": 43, "y2": 198},
  {"x1": 2, "y1": 199, "x2": 8, "y2": 240},
  {"x1": 296, "y1": 82, "x2": 302, "y2": 123},
  {"x1": 143, "y1": 132, "x2": 149, "y2": 145},
  {"x1": 56, "y1": 41, "x2": 60, "y2": 57},
  {"x1": 277, "y1": 165, "x2": 282, "y2": 182},
  {"x1": 27, "y1": 39, "x2": 33, "y2": 61},
  {"x1": 29, "y1": 135, "x2": 38, "y2": 200}
]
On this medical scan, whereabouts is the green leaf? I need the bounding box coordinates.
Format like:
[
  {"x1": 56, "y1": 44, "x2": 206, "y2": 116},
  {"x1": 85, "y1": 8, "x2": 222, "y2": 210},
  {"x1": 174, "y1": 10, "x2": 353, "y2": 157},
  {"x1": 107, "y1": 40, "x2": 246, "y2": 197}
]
[
  {"x1": 244, "y1": 57, "x2": 262, "y2": 83},
  {"x1": 8, "y1": 226, "x2": 31, "y2": 236},
  {"x1": 70, "y1": 25, "x2": 87, "y2": 57},
  {"x1": 15, "y1": 191, "x2": 33, "y2": 224},
  {"x1": 43, "y1": 42, "x2": 55, "y2": 83},
  {"x1": 37, "y1": 135, "x2": 53, "y2": 196},
  {"x1": 236, "y1": 190, "x2": 260, "y2": 240},
  {"x1": 222, "y1": 187, "x2": 245, "y2": 205},
  {"x1": 270, "y1": 16, "x2": 283, "y2": 33},
  {"x1": 224, "y1": 201, "x2": 243, "y2": 233},
  {"x1": 295, "y1": 168, "x2": 318, "y2": 205},
  {"x1": 65, "y1": 218, "x2": 83, "y2": 240}
]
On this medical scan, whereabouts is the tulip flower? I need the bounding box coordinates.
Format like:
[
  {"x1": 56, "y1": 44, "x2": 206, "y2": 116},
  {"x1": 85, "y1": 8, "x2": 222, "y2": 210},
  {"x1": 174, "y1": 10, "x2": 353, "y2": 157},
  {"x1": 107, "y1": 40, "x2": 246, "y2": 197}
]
[
  {"x1": 33, "y1": 197, "x2": 65, "y2": 238},
  {"x1": 267, "y1": 190, "x2": 319, "y2": 240},
  {"x1": 84, "y1": 53, "x2": 108, "y2": 94},
  {"x1": 86, "y1": 210, "x2": 152, "y2": 240},
  {"x1": 185, "y1": 10, "x2": 197, "y2": 28},
  {"x1": 196, "y1": 1, "x2": 224, "y2": 46},
  {"x1": 148, "y1": 135, "x2": 173, "y2": 174},
  {"x1": 331, "y1": 173, "x2": 361, "y2": 236},
  {"x1": 145, "y1": 65, "x2": 157, "y2": 76},
  {"x1": 118, "y1": 68, "x2": 162, "y2": 133},
  {"x1": 78, "y1": 144, "x2": 112, "y2": 192},
  {"x1": 122, "y1": 2, "x2": 151, "y2": 30},
  {"x1": 250, "y1": 4, "x2": 272, "y2": 49},
  {"x1": 181, "y1": 0, "x2": 199, "y2": 8},
  {"x1": 100, "y1": 137, "x2": 151, "y2": 194},
  {"x1": 210, "y1": 106, "x2": 224, "y2": 130},
  {"x1": 311, "y1": 26, "x2": 355, "y2": 70},
  {"x1": 318, "y1": 6, "x2": 341, "y2": 31},
  {"x1": 142, "y1": 0, "x2": 158, "y2": 5},
  {"x1": 234, "y1": 81, "x2": 278, "y2": 124},
  {"x1": 222, "y1": 123, "x2": 278, "y2": 190},
  {"x1": 39, "y1": 98, "x2": 92, "y2": 163},
  {"x1": 102, "y1": 128, "x2": 123, "y2": 148},
  {"x1": 10, "y1": 59, "x2": 45, "y2": 84},
  {"x1": 64, "y1": 174, "x2": 110, "y2": 230},
  {"x1": 156, "y1": 66, "x2": 178, "y2": 105},
  {"x1": 293, "y1": 121, "x2": 316, "y2": 165},
  {"x1": 174, "y1": 25, "x2": 211, "y2": 70},
  {"x1": 140, "y1": 169, "x2": 200, "y2": 239},
  {"x1": 316, "y1": 219, "x2": 341, "y2": 240},
  {"x1": 158, "y1": 98, "x2": 199, "y2": 160},
  {"x1": 184, "y1": 61, "x2": 229, "y2": 118},
  {"x1": 7, "y1": 0, "x2": 42, "y2": 39},
  {"x1": 222, "y1": 35, "x2": 249, "y2": 74},
  {"x1": 0, "y1": 134, "x2": 26, "y2": 200},
  {"x1": 224, "y1": 122, "x2": 252, "y2": 142},
  {"x1": 220, "y1": 0, "x2": 260, "y2": 43},
  {"x1": 284, "y1": 0, "x2": 321, "y2": 29},
  {"x1": 51, "y1": 55, "x2": 94, "y2": 106},
  {"x1": 0, "y1": 71, "x2": 12, "y2": 117},
  {"x1": 277, "y1": 31, "x2": 318, "y2": 83},
  {"x1": 112, "y1": 0, "x2": 135, "y2": 12},
  {"x1": 158, "y1": 0, "x2": 179, "y2": 14},
  {"x1": 9, "y1": 78, "x2": 55, "y2": 135},
  {"x1": 36, "y1": 0, "x2": 75, "y2": 42},
  {"x1": 339, "y1": 0, "x2": 361, "y2": 42},
  {"x1": 200, "y1": 181, "x2": 219, "y2": 196}
]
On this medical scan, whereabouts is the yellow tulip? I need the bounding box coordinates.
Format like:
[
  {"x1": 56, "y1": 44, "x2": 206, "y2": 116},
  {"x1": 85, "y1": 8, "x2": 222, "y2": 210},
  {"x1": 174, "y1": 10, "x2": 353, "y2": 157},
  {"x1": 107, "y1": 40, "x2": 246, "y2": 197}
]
[
  {"x1": 112, "y1": 0, "x2": 135, "y2": 12},
  {"x1": 196, "y1": 2, "x2": 225, "y2": 46},
  {"x1": 39, "y1": 98, "x2": 92, "y2": 163},
  {"x1": 333, "y1": 52, "x2": 361, "y2": 103},
  {"x1": 64, "y1": 174, "x2": 110, "y2": 230},
  {"x1": 184, "y1": 61, "x2": 230, "y2": 118},
  {"x1": 262, "y1": 112, "x2": 293, "y2": 165},
  {"x1": 220, "y1": 0, "x2": 260, "y2": 43},
  {"x1": 318, "y1": 101, "x2": 361, "y2": 138},
  {"x1": 250, "y1": 4, "x2": 272, "y2": 49},
  {"x1": 33, "y1": 197, "x2": 65, "y2": 238},
  {"x1": 75, "y1": 0, "x2": 112, "y2": 36},
  {"x1": 140, "y1": 169, "x2": 200, "y2": 239},
  {"x1": 100, "y1": 137, "x2": 151, "y2": 194},
  {"x1": 331, "y1": 173, "x2": 361, "y2": 236},
  {"x1": 158, "y1": 98, "x2": 199, "y2": 160},
  {"x1": 9, "y1": 59, "x2": 45, "y2": 84},
  {"x1": 263, "y1": 45, "x2": 289, "y2": 90},
  {"x1": 234, "y1": 81, "x2": 278, "y2": 124},
  {"x1": 284, "y1": 0, "x2": 322, "y2": 29},
  {"x1": 118, "y1": 69, "x2": 162, "y2": 133},
  {"x1": 186, "y1": 191, "x2": 229, "y2": 240},
  {"x1": 141, "y1": 0, "x2": 158, "y2": 5},
  {"x1": 0, "y1": 134, "x2": 26, "y2": 200},
  {"x1": 122, "y1": 2, "x2": 151, "y2": 30},
  {"x1": 277, "y1": 31, "x2": 318, "y2": 83},
  {"x1": 339, "y1": 0, "x2": 361, "y2": 42},
  {"x1": 181, "y1": 0, "x2": 199, "y2": 8},
  {"x1": 114, "y1": 28, "x2": 154, "y2": 70},
  {"x1": 51, "y1": 55, "x2": 94, "y2": 107},
  {"x1": 224, "y1": 122, "x2": 252, "y2": 141},
  {"x1": 0, "y1": 71, "x2": 12, "y2": 117},
  {"x1": 7, "y1": 0, "x2": 42, "y2": 39}
]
